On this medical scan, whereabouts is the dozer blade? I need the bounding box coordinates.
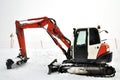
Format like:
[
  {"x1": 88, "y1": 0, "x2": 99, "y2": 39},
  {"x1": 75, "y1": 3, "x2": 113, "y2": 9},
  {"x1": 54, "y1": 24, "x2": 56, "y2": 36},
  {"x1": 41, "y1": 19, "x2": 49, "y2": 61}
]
[{"x1": 48, "y1": 59, "x2": 60, "y2": 74}]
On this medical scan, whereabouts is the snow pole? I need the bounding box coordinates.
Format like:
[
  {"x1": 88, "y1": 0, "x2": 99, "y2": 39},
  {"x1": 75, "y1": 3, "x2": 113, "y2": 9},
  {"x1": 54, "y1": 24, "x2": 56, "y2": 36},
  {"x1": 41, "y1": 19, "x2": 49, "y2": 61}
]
[
  {"x1": 10, "y1": 33, "x2": 14, "y2": 48},
  {"x1": 115, "y1": 38, "x2": 118, "y2": 49},
  {"x1": 40, "y1": 40, "x2": 43, "y2": 48}
]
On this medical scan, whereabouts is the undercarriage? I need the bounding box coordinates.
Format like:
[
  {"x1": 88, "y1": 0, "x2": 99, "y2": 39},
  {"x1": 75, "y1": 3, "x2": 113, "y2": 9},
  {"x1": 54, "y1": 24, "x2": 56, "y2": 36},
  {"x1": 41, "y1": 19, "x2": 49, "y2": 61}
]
[
  {"x1": 48, "y1": 59, "x2": 116, "y2": 77},
  {"x1": 6, "y1": 56, "x2": 116, "y2": 77}
]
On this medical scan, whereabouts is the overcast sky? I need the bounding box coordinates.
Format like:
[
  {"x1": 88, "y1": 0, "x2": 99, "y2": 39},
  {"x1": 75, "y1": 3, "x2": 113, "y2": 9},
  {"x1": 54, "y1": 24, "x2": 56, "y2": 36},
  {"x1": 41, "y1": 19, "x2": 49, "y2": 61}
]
[{"x1": 0, "y1": 0, "x2": 120, "y2": 48}]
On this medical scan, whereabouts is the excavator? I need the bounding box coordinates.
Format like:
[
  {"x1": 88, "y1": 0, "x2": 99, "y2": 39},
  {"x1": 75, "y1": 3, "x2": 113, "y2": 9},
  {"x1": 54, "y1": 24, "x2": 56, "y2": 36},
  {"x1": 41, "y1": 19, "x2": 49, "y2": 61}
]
[{"x1": 6, "y1": 16, "x2": 116, "y2": 77}]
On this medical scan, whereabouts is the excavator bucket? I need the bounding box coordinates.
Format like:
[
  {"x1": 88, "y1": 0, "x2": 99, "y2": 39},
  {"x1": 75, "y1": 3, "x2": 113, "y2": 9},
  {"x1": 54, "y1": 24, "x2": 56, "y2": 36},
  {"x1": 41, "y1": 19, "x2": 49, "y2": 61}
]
[
  {"x1": 6, "y1": 55, "x2": 29, "y2": 69},
  {"x1": 6, "y1": 59, "x2": 14, "y2": 69}
]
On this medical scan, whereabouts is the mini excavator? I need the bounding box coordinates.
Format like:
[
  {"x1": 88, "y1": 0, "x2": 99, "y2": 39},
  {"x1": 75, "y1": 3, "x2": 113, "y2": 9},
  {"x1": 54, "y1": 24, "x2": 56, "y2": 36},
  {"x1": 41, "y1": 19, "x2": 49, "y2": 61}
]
[{"x1": 6, "y1": 16, "x2": 116, "y2": 77}]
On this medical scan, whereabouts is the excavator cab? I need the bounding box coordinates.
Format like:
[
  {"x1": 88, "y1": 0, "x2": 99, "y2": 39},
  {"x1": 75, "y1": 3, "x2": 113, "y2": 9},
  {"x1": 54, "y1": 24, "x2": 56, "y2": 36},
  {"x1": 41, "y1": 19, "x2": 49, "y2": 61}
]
[{"x1": 72, "y1": 27, "x2": 112, "y2": 64}]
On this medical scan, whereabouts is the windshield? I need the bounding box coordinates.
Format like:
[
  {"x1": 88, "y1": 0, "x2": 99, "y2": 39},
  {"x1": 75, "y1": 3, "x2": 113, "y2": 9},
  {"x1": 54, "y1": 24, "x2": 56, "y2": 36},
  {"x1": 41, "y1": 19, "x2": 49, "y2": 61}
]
[{"x1": 76, "y1": 30, "x2": 86, "y2": 45}]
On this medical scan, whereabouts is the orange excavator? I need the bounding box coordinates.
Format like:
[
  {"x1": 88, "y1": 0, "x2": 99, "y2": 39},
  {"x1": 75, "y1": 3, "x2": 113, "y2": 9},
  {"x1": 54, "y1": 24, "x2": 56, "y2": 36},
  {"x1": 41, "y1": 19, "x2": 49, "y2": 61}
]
[{"x1": 6, "y1": 16, "x2": 116, "y2": 77}]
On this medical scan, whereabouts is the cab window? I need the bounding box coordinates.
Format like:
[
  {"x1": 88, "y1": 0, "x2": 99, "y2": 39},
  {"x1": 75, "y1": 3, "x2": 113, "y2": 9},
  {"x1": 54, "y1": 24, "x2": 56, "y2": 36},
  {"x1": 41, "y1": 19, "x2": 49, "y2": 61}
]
[
  {"x1": 90, "y1": 28, "x2": 100, "y2": 45},
  {"x1": 76, "y1": 31, "x2": 86, "y2": 45}
]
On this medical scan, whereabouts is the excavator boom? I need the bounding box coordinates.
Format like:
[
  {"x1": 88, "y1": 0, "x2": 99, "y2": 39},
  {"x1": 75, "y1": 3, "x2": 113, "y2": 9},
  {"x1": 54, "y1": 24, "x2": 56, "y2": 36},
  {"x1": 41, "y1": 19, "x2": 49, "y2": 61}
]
[{"x1": 15, "y1": 16, "x2": 71, "y2": 59}]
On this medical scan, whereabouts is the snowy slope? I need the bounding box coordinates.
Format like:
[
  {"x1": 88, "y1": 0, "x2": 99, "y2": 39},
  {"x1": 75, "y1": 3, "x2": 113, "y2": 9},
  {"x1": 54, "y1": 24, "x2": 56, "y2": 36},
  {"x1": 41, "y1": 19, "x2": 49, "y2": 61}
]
[{"x1": 0, "y1": 47, "x2": 120, "y2": 80}]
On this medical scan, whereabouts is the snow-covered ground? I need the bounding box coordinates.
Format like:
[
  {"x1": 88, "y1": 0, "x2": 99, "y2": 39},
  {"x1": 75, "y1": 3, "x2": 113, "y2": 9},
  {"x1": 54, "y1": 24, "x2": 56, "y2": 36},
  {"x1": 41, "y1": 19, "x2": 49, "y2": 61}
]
[{"x1": 0, "y1": 46, "x2": 119, "y2": 80}]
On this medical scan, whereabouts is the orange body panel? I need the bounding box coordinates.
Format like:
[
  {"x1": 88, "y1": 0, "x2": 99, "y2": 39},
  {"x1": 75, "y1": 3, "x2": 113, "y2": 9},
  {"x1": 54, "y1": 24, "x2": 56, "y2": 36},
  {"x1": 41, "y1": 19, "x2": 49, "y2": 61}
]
[{"x1": 97, "y1": 43, "x2": 109, "y2": 58}]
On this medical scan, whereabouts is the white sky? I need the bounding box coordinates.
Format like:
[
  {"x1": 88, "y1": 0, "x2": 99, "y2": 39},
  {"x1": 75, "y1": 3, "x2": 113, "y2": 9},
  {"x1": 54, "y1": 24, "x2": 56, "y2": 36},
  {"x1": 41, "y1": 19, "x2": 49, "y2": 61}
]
[{"x1": 0, "y1": 0, "x2": 120, "y2": 48}]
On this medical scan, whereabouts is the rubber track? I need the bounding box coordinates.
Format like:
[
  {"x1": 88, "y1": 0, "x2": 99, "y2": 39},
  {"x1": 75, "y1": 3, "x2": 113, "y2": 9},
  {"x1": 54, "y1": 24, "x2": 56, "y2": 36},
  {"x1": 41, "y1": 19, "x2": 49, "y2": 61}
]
[{"x1": 58, "y1": 63, "x2": 116, "y2": 77}]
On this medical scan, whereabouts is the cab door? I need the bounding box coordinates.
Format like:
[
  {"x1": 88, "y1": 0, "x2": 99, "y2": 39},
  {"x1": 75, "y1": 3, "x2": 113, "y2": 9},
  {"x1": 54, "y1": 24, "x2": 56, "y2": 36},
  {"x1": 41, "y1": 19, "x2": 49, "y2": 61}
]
[
  {"x1": 74, "y1": 29, "x2": 88, "y2": 62},
  {"x1": 88, "y1": 28, "x2": 101, "y2": 59}
]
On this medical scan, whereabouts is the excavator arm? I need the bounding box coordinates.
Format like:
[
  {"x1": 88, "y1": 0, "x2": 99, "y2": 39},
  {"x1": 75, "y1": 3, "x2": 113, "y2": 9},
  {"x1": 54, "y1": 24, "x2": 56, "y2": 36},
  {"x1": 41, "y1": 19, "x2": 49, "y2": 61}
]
[{"x1": 15, "y1": 16, "x2": 71, "y2": 60}]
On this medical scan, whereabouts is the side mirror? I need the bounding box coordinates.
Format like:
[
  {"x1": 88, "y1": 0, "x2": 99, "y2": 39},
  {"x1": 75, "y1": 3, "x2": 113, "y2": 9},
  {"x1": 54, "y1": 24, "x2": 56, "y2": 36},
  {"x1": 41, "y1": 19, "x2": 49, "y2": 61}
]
[
  {"x1": 97, "y1": 25, "x2": 109, "y2": 33},
  {"x1": 100, "y1": 30, "x2": 109, "y2": 33},
  {"x1": 105, "y1": 30, "x2": 108, "y2": 33}
]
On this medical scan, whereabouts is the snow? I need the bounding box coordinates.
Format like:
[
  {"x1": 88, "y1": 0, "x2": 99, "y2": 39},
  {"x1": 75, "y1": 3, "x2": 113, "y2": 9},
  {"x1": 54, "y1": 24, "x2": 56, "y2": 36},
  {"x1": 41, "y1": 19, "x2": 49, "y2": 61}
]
[{"x1": 0, "y1": 47, "x2": 120, "y2": 80}]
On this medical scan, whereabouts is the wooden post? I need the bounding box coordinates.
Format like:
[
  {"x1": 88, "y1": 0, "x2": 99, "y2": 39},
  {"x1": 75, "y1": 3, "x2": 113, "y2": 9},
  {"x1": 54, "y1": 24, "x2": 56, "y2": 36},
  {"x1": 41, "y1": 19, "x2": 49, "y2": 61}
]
[
  {"x1": 10, "y1": 33, "x2": 14, "y2": 48},
  {"x1": 40, "y1": 40, "x2": 43, "y2": 48}
]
